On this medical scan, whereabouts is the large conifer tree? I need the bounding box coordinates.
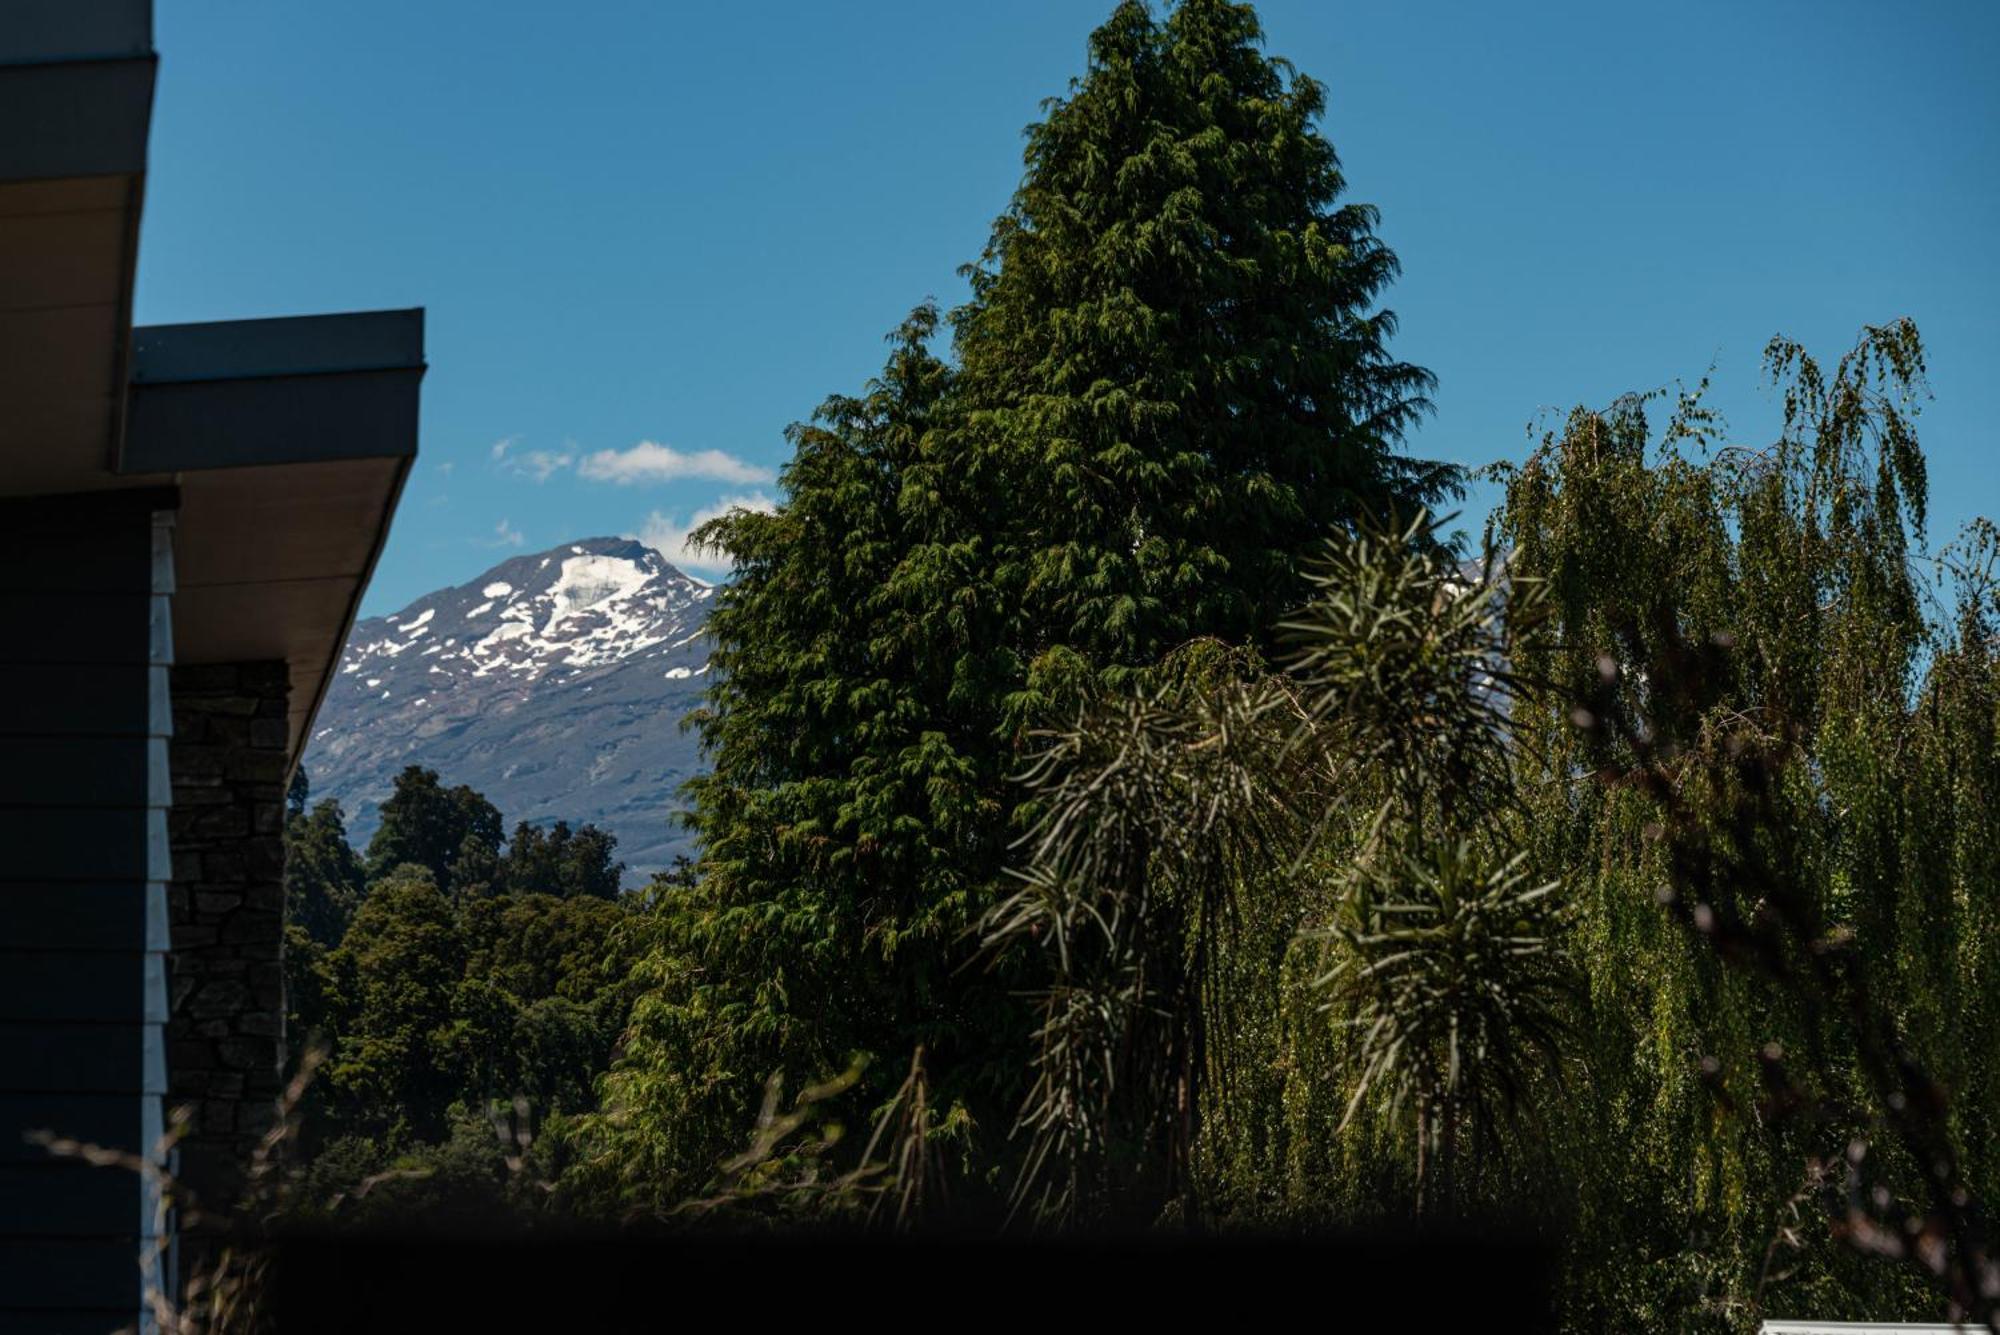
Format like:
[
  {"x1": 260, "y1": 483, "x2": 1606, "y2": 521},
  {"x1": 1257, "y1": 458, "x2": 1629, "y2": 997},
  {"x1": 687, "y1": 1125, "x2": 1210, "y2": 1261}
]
[
  {"x1": 956, "y1": 0, "x2": 1453, "y2": 675},
  {"x1": 592, "y1": 0, "x2": 1452, "y2": 1204},
  {"x1": 591, "y1": 307, "x2": 1011, "y2": 1201}
]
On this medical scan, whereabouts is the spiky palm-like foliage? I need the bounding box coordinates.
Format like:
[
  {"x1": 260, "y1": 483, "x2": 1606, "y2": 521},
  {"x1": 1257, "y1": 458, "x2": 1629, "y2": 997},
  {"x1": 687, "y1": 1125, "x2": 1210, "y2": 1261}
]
[
  {"x1": 1282, "y1": 512, "x2": 1531, "y2": 823},
  {"x1": 985, "y1": 651, "x2": 1318, "y2": 1218},
  {"x1": 1319, "y1": 840, "x2": 1568, "y2": 1220},
  {"x1": 988, "y1": 516, "x2": 1567, "y2": 1224}
]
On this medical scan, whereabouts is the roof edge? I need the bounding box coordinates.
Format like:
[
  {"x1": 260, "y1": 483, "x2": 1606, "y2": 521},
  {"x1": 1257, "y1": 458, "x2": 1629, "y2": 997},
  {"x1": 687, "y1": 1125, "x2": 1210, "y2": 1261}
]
[
  {"x1": 0, "y1": 0, "x2": 152, "y2": 67},
  {"x1": 131, "y1": 309, "x2": 425, "y2": 386},
  {"x1": 286, "y1": 452, "x2": 416, "y2": 776}
]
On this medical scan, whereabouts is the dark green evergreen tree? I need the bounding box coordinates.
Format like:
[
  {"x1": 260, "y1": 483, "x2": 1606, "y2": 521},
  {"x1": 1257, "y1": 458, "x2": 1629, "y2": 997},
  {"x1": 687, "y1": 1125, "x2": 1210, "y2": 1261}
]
[
  {"x1": 317, "y1": 863, "x2": 468, "y2": 1143},
  {"x1": 285, "y1": 797, "x2": 367, "y2": 948},
  {"x1": 556, "y1": 824, "x2": 624, "y2": 899},
  {"x1": 590, "y1": 0, "x2": 1451, "y2": 1208},
  {"x1": 459, "y1": 890, "x2": 644, "y2": 1115},
  {"x1": 502, "y1": 820, "x2": 625, "y2": 899},
  {"x1": 364, "y1": 765, "x2": 504, "y2": 895},
  {"x1": 955, "y1": 0, "x2": 1454, "y2": 675},
  {"x1": 590, "y1": 306, "x2": 999, "y2": 1199}
]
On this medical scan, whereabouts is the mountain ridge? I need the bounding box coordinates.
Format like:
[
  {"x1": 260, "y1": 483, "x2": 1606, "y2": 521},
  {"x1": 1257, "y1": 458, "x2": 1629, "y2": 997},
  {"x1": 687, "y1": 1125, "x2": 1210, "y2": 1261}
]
[{"x1": 301, "y1": 536, "x2": 713, "y2": 875}]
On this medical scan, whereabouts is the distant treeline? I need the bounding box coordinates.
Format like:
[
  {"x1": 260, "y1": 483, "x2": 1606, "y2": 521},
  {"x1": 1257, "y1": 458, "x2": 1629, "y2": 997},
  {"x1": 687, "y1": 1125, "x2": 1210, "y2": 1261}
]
[{"x1": 278, "y1": 764, "x2": 683, "y2": 1227}]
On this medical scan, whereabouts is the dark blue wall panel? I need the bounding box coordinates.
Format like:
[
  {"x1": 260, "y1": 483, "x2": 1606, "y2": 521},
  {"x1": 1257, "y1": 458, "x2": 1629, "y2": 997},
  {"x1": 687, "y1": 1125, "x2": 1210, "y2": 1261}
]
[{"x1": 0, "y1": 498, "x2": 170, "y2": 1325}]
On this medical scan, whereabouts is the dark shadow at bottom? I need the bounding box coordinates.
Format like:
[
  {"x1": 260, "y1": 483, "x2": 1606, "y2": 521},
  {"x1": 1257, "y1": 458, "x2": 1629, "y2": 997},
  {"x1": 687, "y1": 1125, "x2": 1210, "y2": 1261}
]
[{"x1": 268, "y1": 1226, "x2": 1558, "y2": 1330}]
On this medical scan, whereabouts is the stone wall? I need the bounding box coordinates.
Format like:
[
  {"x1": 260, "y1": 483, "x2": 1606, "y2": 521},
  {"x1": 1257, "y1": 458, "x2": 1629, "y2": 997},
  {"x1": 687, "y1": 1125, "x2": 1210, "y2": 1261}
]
[{"x1": 166, "y1": 660, "x2": 290, "y2": 1240}]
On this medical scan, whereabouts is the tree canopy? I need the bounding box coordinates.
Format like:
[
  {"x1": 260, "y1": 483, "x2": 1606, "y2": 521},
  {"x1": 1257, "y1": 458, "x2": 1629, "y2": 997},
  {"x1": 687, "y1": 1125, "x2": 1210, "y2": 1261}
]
[
  {"x1": 585, "y1": 0, "x2": 1455, "y2": 1209},
  {"x1": 244, "y1": 7, "x2": 1999, "y2": 1330}
]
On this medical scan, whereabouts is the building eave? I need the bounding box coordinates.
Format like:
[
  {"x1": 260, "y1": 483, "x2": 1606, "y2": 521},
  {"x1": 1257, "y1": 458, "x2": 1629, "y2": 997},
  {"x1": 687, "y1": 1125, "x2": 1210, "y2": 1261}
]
[
  {"x1": 120, "y1": 311, "x2": 426, "y2": 766},
  {"x1": 0, "y1": 4, "x2": 156, "y2": 493}
]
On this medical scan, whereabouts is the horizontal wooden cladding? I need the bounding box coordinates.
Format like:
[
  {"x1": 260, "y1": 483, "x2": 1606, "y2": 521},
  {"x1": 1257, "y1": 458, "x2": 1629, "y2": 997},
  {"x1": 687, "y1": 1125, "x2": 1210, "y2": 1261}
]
[
  {"x1": 0, "y1": 950, "x2": 163, "y2": 1022},
  {"x1": 0, "y1": 484, "x2": 175, "y2": 532},
  {"x1": 0, "y1": 736, "x2": 165, "y2": 806},
  {"x1": 0, "y1": 1092, "x2": 160, "y2": 1164},
  {"x1": 0, "y1": 1163, "x2": 158, "y2": 1238},
  {"x1": 0, "y1": 522, "x2": 152, "y2": 594},
  {"x1": 0, "y1": 663, "x2": 170, "y2": 736},
  {"x1": 0, "y1": 1021, "x2": 163, "y2": 1094},
  {"x1": 0, "y1": 882, "x2": 167, "y2": 953},
  {"x1": 0, "y1": 1310, "x2": 146, "y2": 1333},
  {"x1": 0, "y1": 808, "x2": 163, "y2": 881},
  {"x1": 0, "y1": 1238, "x2": 144, "y2": 1315},
  {"x1": 0, "y1": 486, "x2": 176, "y2": 527},
  {"x1": 0, "y1": 663, "x2": 168, "y2": 735},
  {"x1": 0, "y1": 590, "x2": 169, "y2": 665}
]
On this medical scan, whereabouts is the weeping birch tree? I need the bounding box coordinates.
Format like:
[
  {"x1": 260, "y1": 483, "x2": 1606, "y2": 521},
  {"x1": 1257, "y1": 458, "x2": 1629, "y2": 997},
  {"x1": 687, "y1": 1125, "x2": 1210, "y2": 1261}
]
[{"x1": 1496, "y1": 319, "x2": 2000, "y2": 1329}]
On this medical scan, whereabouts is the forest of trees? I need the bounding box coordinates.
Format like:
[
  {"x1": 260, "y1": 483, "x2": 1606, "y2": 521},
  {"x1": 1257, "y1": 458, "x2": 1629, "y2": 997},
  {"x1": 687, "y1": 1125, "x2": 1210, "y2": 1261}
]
[
  {"x1": 276, "y1": 765, "x2": 659, "y2": 1225},
  {"x1": 260, "y1": 3, "x2": 2000, "y2": 1330}
]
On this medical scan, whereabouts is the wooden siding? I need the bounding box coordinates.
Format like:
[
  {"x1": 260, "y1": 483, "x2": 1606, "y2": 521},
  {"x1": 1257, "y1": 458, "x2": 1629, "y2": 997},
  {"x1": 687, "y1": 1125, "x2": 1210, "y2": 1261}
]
[{"x1": 0, "y1": 494, "x2": 174, "y2": 1325}]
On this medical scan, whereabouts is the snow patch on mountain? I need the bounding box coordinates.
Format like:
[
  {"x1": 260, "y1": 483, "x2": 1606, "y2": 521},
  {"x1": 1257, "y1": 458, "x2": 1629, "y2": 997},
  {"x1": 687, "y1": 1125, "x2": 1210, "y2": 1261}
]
[{"x1": 302, "y1": 536, "x2": 714, "y2": 876}]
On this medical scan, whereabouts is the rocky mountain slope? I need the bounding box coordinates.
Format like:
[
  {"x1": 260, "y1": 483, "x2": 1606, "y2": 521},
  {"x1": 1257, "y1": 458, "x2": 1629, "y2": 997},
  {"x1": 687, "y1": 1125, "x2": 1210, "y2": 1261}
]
[{"x1": 301, "y1": 537, "x2": 713, "y2": 876}]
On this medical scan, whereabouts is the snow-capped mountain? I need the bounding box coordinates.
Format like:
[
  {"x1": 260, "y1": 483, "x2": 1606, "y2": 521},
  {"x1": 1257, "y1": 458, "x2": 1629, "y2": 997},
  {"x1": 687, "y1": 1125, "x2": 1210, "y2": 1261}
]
[{"x1": 301, "y1": 537, "x2": 715, "y2": 876}]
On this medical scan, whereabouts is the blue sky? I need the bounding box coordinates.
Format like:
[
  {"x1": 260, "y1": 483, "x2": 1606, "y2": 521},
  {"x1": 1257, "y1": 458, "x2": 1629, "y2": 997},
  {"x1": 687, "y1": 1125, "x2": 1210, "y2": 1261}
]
[{"x1": 137, "y1": 1, "x2": 1999, "y2": 617}]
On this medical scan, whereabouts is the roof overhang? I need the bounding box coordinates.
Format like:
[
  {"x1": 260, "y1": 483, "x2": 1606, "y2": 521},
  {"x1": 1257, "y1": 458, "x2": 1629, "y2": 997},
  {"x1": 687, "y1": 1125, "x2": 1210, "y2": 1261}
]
[
  {"x1": 122, "y1": 311, "x2": 426, "y2": 764},
  {"x1": 0, "y1": 0, "x2": 156, "y2": 496},
  {"x1": 0, "y1": 4, "x2": 423, "y2": 771}
]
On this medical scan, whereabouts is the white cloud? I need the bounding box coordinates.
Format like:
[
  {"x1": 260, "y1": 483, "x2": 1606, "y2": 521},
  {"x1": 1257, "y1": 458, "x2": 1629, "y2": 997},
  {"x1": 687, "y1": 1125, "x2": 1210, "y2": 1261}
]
[
  {"x1": 481, "y1": 518, "x2": 525, "y2": 549},
  {"x1": 512, "y1": 449, "x2": 574, "y2": 483},
  {"x1": 436, "y1": 460, "x2": 456, "y2": 476},
  {"x1": 633, "y1": 492, "x2": 777, "y2": 576},
  {"x1": 578, "y1": 440, "x2": 772, "y2": 487},
  {"x1": 488, "y1": 437, "x2": 574, "y2": 482}
]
